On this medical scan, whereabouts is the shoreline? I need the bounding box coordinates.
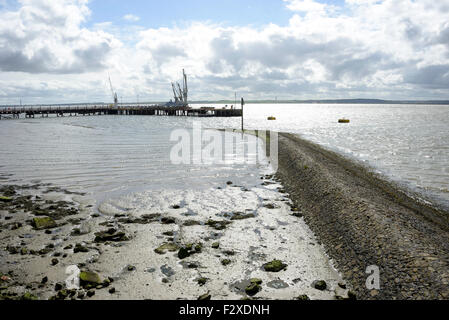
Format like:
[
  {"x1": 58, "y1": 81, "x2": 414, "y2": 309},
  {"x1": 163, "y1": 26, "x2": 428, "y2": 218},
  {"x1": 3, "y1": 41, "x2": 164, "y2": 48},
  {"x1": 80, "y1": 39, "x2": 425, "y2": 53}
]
[
  {"x1": 276, "y1": 132, "x2": 449, "y2": 300},
  {"x1": 0, "y1": 175, "x2": 348, "y2": 300}
]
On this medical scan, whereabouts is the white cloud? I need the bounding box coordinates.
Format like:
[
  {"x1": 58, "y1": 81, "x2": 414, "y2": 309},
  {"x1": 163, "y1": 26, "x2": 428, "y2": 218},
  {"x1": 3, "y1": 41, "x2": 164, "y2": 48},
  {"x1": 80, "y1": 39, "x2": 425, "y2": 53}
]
[
  {"x1": 1, "y1": 0, "x2": 449, "y2": 104},
  {"x1": 123, "y1": 14, "x2": 140, "y2": 22}
]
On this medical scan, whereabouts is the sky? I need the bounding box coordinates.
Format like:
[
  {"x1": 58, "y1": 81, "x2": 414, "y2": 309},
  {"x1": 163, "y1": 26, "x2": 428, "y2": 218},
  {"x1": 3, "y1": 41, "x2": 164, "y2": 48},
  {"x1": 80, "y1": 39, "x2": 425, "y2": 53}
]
[{"x1": 0, "y1": 0, "x2": 448, "y2": 104}]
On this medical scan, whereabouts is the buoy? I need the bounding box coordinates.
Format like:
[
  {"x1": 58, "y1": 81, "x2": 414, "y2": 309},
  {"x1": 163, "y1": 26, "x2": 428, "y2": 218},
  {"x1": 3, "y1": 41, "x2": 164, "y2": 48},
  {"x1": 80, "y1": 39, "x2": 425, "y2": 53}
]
[
  {"x1": 267, "y1": 116, "x2": 276, "y2": 120},
  {"x1": 338, "y1": 119, "x2": 350, "y2": 123}
]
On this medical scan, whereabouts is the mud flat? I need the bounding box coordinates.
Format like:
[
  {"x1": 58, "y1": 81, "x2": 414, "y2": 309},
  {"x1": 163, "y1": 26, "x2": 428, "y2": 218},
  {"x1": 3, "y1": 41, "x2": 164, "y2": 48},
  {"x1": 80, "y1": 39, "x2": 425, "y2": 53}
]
[
  {"x1": 275, "y1": 133, "x2": 449, "y2": 300},
  {"x1": 0, "y1": 178, "x2": 351, "y2": 300}
]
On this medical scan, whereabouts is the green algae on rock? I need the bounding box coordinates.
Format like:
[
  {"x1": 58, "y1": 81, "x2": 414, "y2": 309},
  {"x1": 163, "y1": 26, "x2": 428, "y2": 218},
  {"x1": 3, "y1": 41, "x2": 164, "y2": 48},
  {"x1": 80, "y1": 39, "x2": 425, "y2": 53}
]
[
  {"x1": 245, "y1": 283, "x2": 261, "y2": 296},
  {"x1": 32, "y1": 217, "x2": 57, "y2": 230},
  {"x1": 154, "y1": 243, "x2": 180, "y2": 255},
  {"x1": 262, "y1": 259, "x2": 287, "y2": 272},
  {"x1": 79, "y1": 271, "x2": 102, "y2": 285}
]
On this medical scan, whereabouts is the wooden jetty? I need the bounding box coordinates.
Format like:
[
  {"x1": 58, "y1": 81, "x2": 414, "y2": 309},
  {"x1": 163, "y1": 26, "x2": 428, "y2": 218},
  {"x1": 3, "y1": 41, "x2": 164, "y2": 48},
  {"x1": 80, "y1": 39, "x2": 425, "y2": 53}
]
[{"x1": 0, "y1": 105, "x2": 242, "y2": 120}]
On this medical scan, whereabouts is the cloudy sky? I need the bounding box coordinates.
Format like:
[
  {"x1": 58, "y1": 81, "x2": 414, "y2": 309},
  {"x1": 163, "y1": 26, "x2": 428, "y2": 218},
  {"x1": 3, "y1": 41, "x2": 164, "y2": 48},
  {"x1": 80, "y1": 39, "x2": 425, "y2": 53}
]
[{"x1": 0, "y1": 0, "x2": 448, "y2": 105}]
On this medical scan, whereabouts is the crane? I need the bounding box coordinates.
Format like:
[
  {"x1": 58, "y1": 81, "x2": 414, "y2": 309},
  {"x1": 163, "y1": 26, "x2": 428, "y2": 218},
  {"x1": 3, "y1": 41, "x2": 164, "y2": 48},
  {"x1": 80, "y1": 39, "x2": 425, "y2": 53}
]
[
  {"x1": 171, "y1": 83, "x2": 179, "y2": 102},
  {"x1": 108, "y1": 76, "x2": 118, "y2": 108},
  {"x1": 182, "y1": 69, "x2": 188, "y2": 103}
]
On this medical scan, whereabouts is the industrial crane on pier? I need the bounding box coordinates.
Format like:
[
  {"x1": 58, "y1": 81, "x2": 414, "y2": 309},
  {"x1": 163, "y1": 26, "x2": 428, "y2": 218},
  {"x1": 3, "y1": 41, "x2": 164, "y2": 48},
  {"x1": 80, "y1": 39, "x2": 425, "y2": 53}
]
[
  {"x1": 109, "y1": 76, "x2": 118, "y2": 108},
  {"x1": 167, "y1": 69, "x2": 188, "y2": 107}
]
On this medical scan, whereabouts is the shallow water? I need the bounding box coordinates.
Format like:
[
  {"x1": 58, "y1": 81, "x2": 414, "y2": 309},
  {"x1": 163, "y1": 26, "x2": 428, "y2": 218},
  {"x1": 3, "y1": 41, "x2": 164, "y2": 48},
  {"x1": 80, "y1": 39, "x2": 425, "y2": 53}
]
[{"x1": 1, "y1": 103, "x2": 448, "y2": 210}]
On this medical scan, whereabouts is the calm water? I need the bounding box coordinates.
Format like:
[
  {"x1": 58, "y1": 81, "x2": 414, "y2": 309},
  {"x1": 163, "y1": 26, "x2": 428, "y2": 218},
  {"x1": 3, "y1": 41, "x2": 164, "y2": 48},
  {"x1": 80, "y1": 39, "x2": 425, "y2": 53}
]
[{"x1": 0, "y1": 103, "x2": 448, "y2": 210}]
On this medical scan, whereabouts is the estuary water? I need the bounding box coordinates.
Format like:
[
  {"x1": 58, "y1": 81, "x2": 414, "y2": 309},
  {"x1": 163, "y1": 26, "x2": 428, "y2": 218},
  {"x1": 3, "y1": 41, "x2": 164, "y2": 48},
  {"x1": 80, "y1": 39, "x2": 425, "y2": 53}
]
[{"x1": 0, "y1": 103, "x2": 448, "y2": 211}]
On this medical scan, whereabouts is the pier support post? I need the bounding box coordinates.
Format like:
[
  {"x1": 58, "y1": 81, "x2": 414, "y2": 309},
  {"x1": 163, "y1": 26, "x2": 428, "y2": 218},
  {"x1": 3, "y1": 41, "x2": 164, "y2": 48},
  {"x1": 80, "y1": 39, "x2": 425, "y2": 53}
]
[{"x1": 241, "y1": 97, "x2": 245, "y2": 131}]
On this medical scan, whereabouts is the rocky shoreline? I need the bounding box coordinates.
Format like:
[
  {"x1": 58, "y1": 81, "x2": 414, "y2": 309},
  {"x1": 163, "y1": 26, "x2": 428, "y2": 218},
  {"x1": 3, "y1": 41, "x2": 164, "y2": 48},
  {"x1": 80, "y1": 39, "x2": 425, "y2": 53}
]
[
  {"x1": 275, "y1": 133, "x2": 449, "y2": 300},
  {"x1": 0, "y1": 177, "x2": 350, "y2": 300}
]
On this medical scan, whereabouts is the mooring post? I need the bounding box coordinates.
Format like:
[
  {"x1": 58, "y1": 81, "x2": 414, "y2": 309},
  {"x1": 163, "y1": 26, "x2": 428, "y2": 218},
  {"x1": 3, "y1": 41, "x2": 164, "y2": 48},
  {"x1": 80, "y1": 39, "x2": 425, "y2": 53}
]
[{"x1": 241, "y1": 97, "x2": 245, "y2": 132}]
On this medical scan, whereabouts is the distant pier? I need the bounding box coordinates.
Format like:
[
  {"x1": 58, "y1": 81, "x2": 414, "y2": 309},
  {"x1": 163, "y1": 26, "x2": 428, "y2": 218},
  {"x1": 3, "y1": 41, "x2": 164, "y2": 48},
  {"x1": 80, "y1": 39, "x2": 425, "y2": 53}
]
[{"x1": 0, "y1": 105, "x2": 242, "y2": 120}]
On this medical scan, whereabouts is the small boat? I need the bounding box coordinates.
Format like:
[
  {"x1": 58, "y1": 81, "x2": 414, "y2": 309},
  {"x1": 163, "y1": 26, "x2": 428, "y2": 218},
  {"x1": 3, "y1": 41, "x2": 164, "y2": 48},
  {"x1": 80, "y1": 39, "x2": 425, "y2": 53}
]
[
  {"x1": 267, "y1": 116, "x2": 276, "y2": 120},
  {"x1": 338, "y1": 119, "x2": 350, "y2": 123}
]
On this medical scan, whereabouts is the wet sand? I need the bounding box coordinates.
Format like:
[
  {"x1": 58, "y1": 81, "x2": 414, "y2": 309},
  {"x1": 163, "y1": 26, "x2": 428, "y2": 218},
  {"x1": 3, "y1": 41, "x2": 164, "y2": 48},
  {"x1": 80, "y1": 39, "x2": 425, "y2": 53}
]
[
  {"x1": 276, "y1": 133, "x2": 449, "y2": 300},
  {"x1": 0, "y1": 177, "x2": 349, "y2": 300}
]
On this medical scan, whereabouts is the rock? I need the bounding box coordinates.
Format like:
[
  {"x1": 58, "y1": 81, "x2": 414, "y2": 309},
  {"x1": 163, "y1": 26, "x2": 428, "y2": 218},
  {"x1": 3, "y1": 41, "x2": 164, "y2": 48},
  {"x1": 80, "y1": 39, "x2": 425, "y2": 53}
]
[
  {"x1": 0, "y1": 196, "x2": 13, "y2": 203},
  {"x1": 347, "y1": 291, "x2": 357, "y2": 300},
  {"x1": 197, "y1": 278, "x2": 208, "y2": 286},
  {"x1": 172, "y1": 205, "x2": 181, "y2": 209},
  {"x1": 194, "y1": 243, "x2": 202, "y2": 252},
  {"x1": 211, "y1": 242, "x2": 220, "y2": 249},
  {"x1": 77, "y1": 290, "x2": 85, "y2": 299},
  {"x1": 226, "y1": 181, "x2": 233, "y2": 185},
  {"x1": 32, "y1": 217, "x2": 56, "y2": 230},
  {"x1": 51, "y1": 258, "x2": 59, "y2": 266},
  {"x1": 86, "y1": 290, "x2": 95, "y2": 297},
  {"x1": 250, "y1": 278, "x2": 263, "y2": 285},
  {"x1": 161, "y1": 217, "x2": 176, "y2": 224},
  {"x1": 6, "y1": 245, "x2": 18, "y2": 255},
  {"x1": 21, "y1": 292, "x2": 37, "y2": 300},
  {"x1": 41, "y1": 276, "x2": 48, "y2": 284},
  {"x1": 206, "y1": 219, "x2": 231, "y2": 230},
  {"x1": 154, "y1": 243, "x2": 180, "y2": 255},
  {"x1": 74, "y1": 243, "x2": 89, "y2": 253},
  {"x1": 263, "y1": 260, "x2": 287, "y2": 272},
  {"x1": 94, "y1": 229, "x2": 128, "y2": 242},
  {"x1": 221, "y1": 259, "x2": 231, "y2": 266},
  {"x1": 127, "y1": 265, "x2": 136, "y2": 271},
  {"x1": 109, "y1": 287, "x2": 116, "y2": 294},
  {"x1": 198, "y1": 293, "x2": 211, "y2": 300},
  {"x1": 56, "y1": 290, "x2": 68, "y2": 299},
  {"x1": 183, "y1": 220, "x2": 201, "y2": 226},
  {"x1": 245, "y1": 283, "x2": 261, "y2": 296},
  {"x1": 231, "y1": 213, "x2": 256, "y2": 220},
  {"x1": 178, "y1": 247, "x2": 191, "y2": 260},
  {"x1": 312, "y1": 280, "x2": 327, "y2": 291},
  {"x1": 79, "y1": 271, "x2": 102, "y2": 286},
  {"x1": 295, "y1": 294, "x2": 310, "y2": 300},
  {"x1": 338, "y1": 282, "x2": 347, "y2": 289}
]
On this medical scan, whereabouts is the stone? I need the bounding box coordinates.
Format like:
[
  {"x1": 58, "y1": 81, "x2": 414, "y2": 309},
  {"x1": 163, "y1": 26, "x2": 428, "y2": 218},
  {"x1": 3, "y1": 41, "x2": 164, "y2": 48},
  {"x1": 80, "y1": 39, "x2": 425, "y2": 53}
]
[
  {"x1": 86, "y1": 290, "x2": 95, "y2": 297},
  {"x1": 178, "y1": 247, "x2": 191, "y2": 260},
  {"x1": 231, "y1": 213, "x2": 256, "y2": 220},
  {"x1": 94, "y1": 229, "x2": 127, "y2": 242},
  {"x1": 74, "y1": 243, "x2": 89, "y2": 253},
  {"x1": 198, "y1": 293, "x2": 211, "y2": 300},
  {"x1": 221, "y1": 259, "x2": 231, "y2": 266},
  {"x1": 109, "y1": 287, "x2": 116, "y2": 294},
  {"x1": 32, "y1": 217, "x2": 56, "y2": 230},
  {"x1": 127, "y1": 265, "x2": 136, "y2": 271},
  {"x1": 313, "y1": 280, "x2": 327, "y2": 291},
  {"x1": 0, "y1": 195, "x2": 14, "y2": 203},
  {"x1": 197, "y1": 278, "x2": 208, "y2": 286},
  {"x1": 79, "y1": 271, "x2": 102, "y2": 285},
  {"x1": 245, "y1": 283, "x2": 261, "y2": 296},
  {"x1": 250, "y1": 278, "x2": 263, "y2": 285},
  {"x1": 21, "y1": 292, "x2": 37, "y2": 300},
  {"x1": 51, "y1": 258, "x2": 59, "y2": 266},
  {"x1": 154, "y1": 243, "x2": 180, "y2": 255},
  {"x1": 211, "y1": 242, "x2": 220, "y2": 249},
  {"x1": 161, "y1": 217, "x2": 176, "y2": 224},
  {"x1": 263, "y1": 260, "x2": 287, "y2": 272}
]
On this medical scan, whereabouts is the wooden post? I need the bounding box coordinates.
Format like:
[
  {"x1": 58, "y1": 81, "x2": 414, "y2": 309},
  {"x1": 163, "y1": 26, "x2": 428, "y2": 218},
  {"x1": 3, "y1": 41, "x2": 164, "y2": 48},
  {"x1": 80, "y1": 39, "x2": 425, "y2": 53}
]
[{"x1": 241, "y1": 97, "x2": 245, "y2": 131}]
